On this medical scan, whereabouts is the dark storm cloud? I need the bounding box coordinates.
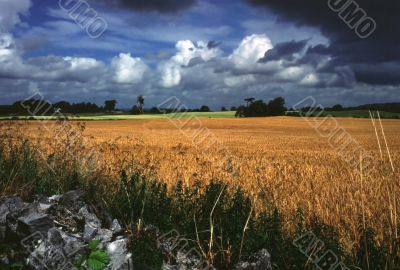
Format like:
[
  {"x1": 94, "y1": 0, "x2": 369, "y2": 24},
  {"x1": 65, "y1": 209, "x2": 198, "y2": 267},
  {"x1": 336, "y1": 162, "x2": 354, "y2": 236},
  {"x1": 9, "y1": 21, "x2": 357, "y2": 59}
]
[
  {"x1": 306, "y1": 44, "x2": 331, "y2": 55},
  {"x1": 352, "y1": 62, "x2": 400, "y2": 86},
  {"x1": 246, "y1": 0, "x2": 400, "y2": 86},
  {"x1": 258, "y1": 39, "x2": 308, "y2": 62},
  {"x1": 97, "y1": 0, "x2": 197, "y2": 13},
  {"x1": 207, "y1": 41, "x2": 222, "y2": 49}
]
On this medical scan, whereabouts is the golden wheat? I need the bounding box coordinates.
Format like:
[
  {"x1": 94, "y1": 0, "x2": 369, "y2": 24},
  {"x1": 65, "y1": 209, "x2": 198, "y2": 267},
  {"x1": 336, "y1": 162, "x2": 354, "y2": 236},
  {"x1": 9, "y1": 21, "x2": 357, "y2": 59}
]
[{"x1": 15, "y1": 117, "x2": 400, "y2": 251}]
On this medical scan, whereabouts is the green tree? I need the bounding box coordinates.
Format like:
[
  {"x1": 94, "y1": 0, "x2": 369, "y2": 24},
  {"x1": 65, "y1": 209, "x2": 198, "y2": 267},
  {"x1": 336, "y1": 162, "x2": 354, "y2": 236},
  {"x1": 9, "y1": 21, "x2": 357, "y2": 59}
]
[
  {"x1": 104, "y1": 100, "x2": 117, "y2": 111},
  {"x1": 137, "y1": 95, "x2": 145, "y2": 114},
  {"x1": 236, "y1": 97, "x2": 287, "y2": 117},
  {"x1": 247, "y1": 100, "x2": 268, "y2": 117},
  {"x1": 244, "y1": 98, "x2": 255, "y2": 107},
  {"x1": 266, "y1": 97, "x2": 286, "y2": 116},
  {"x1": 331, "y1": 104, "x2": 343, "y2": 111},
  {"x1": 150, "y1": 107, "x2": 160, "y2": 114},
  {"x1": 131, "y1": 105, "x2": 141, "y2": 115},
  {"x1": 200, "y1": 105, "x2": 210, "y2": 112}
]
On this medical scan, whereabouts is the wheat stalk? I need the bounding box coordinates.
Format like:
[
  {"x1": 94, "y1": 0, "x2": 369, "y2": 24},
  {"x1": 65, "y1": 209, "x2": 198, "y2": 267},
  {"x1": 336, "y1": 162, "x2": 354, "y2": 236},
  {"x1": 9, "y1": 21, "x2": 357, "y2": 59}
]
[
  {"x1": 360, "y1": 154, "x2": 370, "y2": 270},
  {"x1": 208, "y1": 184, "x2": 226, "y2": 263},
  {"x1": 369, "y1": 110, "x2": 383, "y2": 160},
  {"x1": 239, "y1": 205, "x2": 253, "y2": 261},
  {"x1": 377, "y1": 111, "x2": 395, "y2": 172}
]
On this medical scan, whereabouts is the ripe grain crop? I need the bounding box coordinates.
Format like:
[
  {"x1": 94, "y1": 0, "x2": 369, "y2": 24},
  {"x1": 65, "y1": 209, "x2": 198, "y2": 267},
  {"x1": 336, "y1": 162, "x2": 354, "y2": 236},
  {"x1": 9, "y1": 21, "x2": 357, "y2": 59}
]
[{"x1": 8, "y1": 117, "x2": 400, "y2": 254}]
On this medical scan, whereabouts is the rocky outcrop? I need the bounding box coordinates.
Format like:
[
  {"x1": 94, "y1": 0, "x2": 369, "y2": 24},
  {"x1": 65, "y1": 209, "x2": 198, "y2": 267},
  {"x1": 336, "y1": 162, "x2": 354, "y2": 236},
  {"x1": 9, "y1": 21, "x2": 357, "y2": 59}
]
[
  {"x1": 0, "y1": 191, "x2": 132, "y2": 270},
  {"x1": 162, "y1": 251, "x2": 213, "y2": 270},
  {"x1": 0, "y1": 191, "x2": 273, "y2": 270},
  {"x1": 161, "y1": 249, "x2": 273, "y2": 270},
  {"x1": 234, "y1": 249, "x2": 272, "y2": 270},
  {"x1": 0, "y1": 197, "x2": 26, "y2": 239}
]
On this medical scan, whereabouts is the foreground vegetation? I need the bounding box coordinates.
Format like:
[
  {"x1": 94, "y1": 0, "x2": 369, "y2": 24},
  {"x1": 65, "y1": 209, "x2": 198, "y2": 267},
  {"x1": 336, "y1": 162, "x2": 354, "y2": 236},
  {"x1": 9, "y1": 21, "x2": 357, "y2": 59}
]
[{"x1": 1, "y1": 119, "x2": 399, "y2": 269}]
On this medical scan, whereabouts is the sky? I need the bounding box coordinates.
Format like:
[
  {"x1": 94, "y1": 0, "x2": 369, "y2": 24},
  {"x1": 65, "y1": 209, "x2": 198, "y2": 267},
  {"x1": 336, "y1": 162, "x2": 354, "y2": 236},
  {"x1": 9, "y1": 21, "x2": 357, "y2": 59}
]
[{"x1": 0, "y1": 0, "x2": 399, "y2": 109}]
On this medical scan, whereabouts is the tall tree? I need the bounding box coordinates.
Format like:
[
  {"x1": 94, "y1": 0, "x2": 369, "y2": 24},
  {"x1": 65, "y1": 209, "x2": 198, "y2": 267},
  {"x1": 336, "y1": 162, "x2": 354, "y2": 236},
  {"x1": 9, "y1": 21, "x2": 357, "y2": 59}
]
[
  {"x1": 104, "y1": 100, "x2": 117, "y2": 111},
  {"x1": 244, "y1": 98, "x2": 255, "y2": 107},
  {"x1": 200, "y1": 105, "x2": 210, "y2": 112},
  {"x1": 266, "y1": 97, "x2": 286, "y2": 116},
  {"x1": 137, "y1": 95, "x2": 145, "y2": 114},
  {"x1": 331, "y1": 104, "x2": 343, "y2": 111}
]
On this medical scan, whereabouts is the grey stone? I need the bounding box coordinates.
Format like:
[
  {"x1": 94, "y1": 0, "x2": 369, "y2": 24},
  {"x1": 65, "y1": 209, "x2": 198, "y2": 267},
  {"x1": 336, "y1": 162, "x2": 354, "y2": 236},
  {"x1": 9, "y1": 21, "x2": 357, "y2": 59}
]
[
  {"x1": 0, "y1": 197, "x2": 25, "y2": 239},
  {"x1": 18, "y1": 210, "x2": 55, "y2": 236},
  {"x1": 59, "y1": 190, "x2": 85, "y2": 207},
  {"x1": 48, "y1": 194, "x2": 62, "y2": 203},
  {"x1": 28, "y1": 228, "x2": 85, "y2": 270},
  {"x1": 79, "y1": 205, "x2": 101, "y2": 229},
  {"x1": 83, "y1": 223, "x2": 98, "y2": 241},
  {"x1": 0, "y1": 197, "x2": 25, "y2": 223},
  {"x1": 162, "y1": 251, "x2": 213, "y2": 270},
  {"x1": 1, "y1": 192, "x2": 134, "y2": 270},
  {"x1": 106, "y1": 238, "x2": 133, "y2": 270},
  {"x1": 234, "y1": 249, "x2": 272, "y2": 270},
  {"x1": 38, "y1": 203, "x2": 52, "y2": 213},
  {"x1": 6, "y1": 204, "x2": 54, "y2": 238},
  {"x1": 111, "y1": 219, "x2": 122, "y2": 234},
  {"x1": 95, "y1": 228, "x2": 113, "y2": 248},
  {"x1": 60, "y1": 232, "x2": 85, "y2": 258}
]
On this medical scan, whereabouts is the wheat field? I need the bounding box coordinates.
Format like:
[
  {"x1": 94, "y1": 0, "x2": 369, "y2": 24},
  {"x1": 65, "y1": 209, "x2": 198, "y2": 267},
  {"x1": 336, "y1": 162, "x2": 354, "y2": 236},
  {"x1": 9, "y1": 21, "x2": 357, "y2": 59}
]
[{"x1": 18, "y1": 116, "x2": 400, "y2": 251}]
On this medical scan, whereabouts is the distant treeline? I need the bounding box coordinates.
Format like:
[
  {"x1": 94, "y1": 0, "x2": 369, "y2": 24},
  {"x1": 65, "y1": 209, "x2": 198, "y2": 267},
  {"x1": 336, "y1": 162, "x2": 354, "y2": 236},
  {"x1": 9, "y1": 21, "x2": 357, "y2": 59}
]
[
  {"x1": 232, "y1": 97, "x2": 400, "y2": 118},
  {"x1": 1, "y1": 98, "x2": 400, "y2": 116},
  {"x1": 0, "y1": 100, "x2": 105, "y2": 116},
  {"x1": 299, "y1": 103, "x2": 400, "y2": 113},
  {"x1": 0, "y1": 99, "x2": 216, "y2": 116},
  {"x1": 145, "y1": 105, "x2": 212, "y2": 115},
  {"x1": 235, "y1": 97, "x2": 287, "y2": 117},
  {"x1": 346, "y1": 103, "x2": 400, "y2": 113}
]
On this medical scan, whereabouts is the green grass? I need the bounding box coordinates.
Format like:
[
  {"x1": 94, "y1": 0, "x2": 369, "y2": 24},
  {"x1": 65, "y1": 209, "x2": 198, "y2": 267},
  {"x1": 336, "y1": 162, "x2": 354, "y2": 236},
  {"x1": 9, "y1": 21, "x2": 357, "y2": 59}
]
[
  {"x1": 2, "y1": 110, "x2": 400, "y2": 121},
  {"x1": 0, "y1": 111, "x2": 236, "y2": 121}
]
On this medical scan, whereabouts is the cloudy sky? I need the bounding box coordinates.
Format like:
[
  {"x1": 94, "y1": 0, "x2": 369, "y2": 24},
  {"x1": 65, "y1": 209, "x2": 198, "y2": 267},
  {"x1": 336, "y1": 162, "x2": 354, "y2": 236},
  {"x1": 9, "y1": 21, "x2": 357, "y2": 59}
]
[{"x1": 0, "y1": 0, "x2": 399, "y2": 109}]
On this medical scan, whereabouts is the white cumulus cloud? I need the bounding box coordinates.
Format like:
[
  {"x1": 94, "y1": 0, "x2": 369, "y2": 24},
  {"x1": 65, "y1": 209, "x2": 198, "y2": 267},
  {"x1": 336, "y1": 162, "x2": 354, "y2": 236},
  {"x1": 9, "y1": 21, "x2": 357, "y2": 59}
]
[
  {"x1": 276, "y1": 66, "x2": 306, "y2": 81},
  {"x1": 112, "y1": 53, "x2": 148, "y2": 84},
  {"x1": 230, "y1": 34, "x2": 273, "y2": 70},
  {"x1": 172, "y1": 40, "x2": 221, "y2": 66},
  {"x1": 63, "y1": 56, "x2": 103, "y2": 71},
  {"x1": 0, "y1": 33, "x2": 19, "y2": 62},
  {"x1": 224, "y1": 74, "x2": 256, "y2": 87},
  {"x1": 157, "y1": 39, "x2": 222, "y2": 88},
  {"x1": 159, "y1": 62, "x2": 181, "y2": 88}
]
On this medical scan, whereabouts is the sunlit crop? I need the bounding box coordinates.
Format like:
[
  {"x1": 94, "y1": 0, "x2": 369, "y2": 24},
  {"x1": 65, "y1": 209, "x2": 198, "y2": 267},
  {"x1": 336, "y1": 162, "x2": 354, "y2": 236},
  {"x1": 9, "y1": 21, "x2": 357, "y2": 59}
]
[{"x1": 7, "y1": 116, "x2": 400, "y2": 254}]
